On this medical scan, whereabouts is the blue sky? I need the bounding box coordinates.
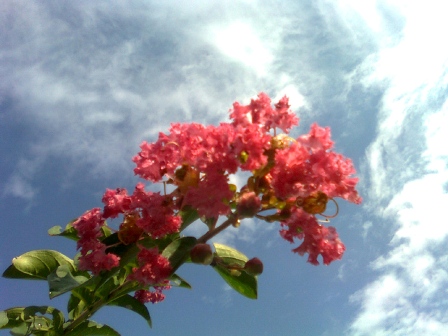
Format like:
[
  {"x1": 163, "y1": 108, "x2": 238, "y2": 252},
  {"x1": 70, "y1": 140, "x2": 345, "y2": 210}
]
[{"x1": 1, "y1": 1, "x2": 448, "y2": 335}]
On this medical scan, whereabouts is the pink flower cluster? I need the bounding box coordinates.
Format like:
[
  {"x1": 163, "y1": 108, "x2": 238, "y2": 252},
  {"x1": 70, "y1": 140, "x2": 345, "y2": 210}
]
[
  {"x1": 270, "y1": 123, "x2": 361, "y2": 203},
  {"x1": 72, "y1": 183, "x2": 177, "y2": 283},
  {"x1": 279, "y1": 208, "x2": 345, "y2": 265},
  {"x1": 132, "y1": 92, "x2": 361, "y2": 265},
  {"x1": 102, "y1": 183, "x2": 181, "y2": 239},
  {"x1": 133, "y1": 93, "x2": 298, "y2": 218},
  {"x1": 134, "y1": 284, "x2": 171, "y2": 304},
  {"x1": 73, "y1": 92, "x2": 360, "y2": 279},
  {"x1": 128, "y1": 247, "x2": 172, "y2": 286},
  {"x1": 72, "y1": 208, "x2": 120, "y2": 275},
  {"x1": 128, "y1": 247, "x2": 172, "y2": 304}
]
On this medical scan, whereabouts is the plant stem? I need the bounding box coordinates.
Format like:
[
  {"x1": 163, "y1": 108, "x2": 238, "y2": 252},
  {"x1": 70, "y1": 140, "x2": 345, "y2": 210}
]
[
  {"x1": 63, "y1": 298, "x2": 105, "y2": 334},
  {"x1": 197, "y1": 214, "x2": 238, "y2": 244},
  {"x1": 63, "y1": 281, "x2": 140, "y2": 334}
]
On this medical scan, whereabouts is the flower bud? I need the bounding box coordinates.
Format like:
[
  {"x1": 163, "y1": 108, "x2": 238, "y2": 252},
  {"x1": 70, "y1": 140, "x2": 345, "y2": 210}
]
[
  {"x1": 174, "y1": 165, "x2": 199, "y2": 194},
  {"x1": 118, "y1": 212, "x2": 143, "y2": 245},
  {"x1": 301, "y1": 191, "x2": 328, "y2": 214},
  {"x1": 244, "y1": 257, "x2": 263, "y2": 276},
  {"x1": 236, "y1": 191, "x2": 261, "y2": 218},
  {"x1": 190, "y1": 244, "x2": 214, "y2": 265}
]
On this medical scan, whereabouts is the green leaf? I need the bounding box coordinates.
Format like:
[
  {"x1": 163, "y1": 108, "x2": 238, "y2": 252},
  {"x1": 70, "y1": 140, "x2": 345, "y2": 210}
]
[
  {"x1": 162, "y1": 237, "x2": 197, "y2": 272},
  {"x1": 108, "y1": 294, "x2": 152, "y2": 328},
  {"x1": 22, "y1": 306, "x2": 65, "y2": 334},
  {"x1": 49, "y1": 222, "x2": 112, "y2": 242},
  {"x1": 10, "y1": 323, "x2": 29, "y2": 336},
  {"x1": 0, "y1": 306, "x2": 65, "y2": 335},
  {"x1": 64, "y1": 320, "x2": 120, "y2": 336},
  {"x1": 2, "y1": 250, "x2": 76, "y2": 280},
  {"x1": 48, "y1": 222, "x2": 78, "y2": 241},
  {"x1": 213, "y1": 243, "x2": 248, "y2": 266},
  {"x1": 213, "y1": 265, "x2": 258, "y2": 299},
  {"x1": 0, "y1": 308, "x2": 24, "y2": 330},
  {"x1": 179, "y1": 206, "x2": 199, "y2": 231},
  {"x1": 93, "y1": 275, "x2": 124, "y2": 300},
  {"x1": 0, "y1": 311, "x2": 8, "y2": 328},
  {"x1": 67, "y1": 293, "x2": 87, "y2": 321},
  {"x1": 212, "y1": 243, "x2": 258, "y2": 299},
  {"x1": 100, "y1": 225, "x2": 113, "y2": 238},
  {"x1": 170, "y1": 273, "x2": 192, "y2": 289},
  {"x1": 48, "y1": 265, "x2": 89, "y2": 299}
]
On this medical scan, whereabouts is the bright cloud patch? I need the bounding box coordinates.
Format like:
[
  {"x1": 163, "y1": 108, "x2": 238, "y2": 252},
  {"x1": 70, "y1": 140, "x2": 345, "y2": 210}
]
[{"x1": 210, "y1": 22, "x2": 273, "y2": 75}]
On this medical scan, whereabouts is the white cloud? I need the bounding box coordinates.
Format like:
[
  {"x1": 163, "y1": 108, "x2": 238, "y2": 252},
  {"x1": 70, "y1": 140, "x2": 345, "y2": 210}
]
[
  {"x1": 4, "y1": 174, "x2": 37, "y2": 200},
  {"x1": 209, "y1": 21, "x2": 274, "y2": 76},
  {"x1": 348, "y1": 1, "x2": 448, "y2": 335},
  {"x1": 273, "y1": 81, "x2": 308, "y2": 111},
  {"x1": 424, "y1": 104, "x2": 448, "y2": 173},
  {"x1": 350, "y1": 274, "x2": 405, "y2": 333},
  {"x1": 2, "y1": 157, "x2": 45, "y2": 200}
]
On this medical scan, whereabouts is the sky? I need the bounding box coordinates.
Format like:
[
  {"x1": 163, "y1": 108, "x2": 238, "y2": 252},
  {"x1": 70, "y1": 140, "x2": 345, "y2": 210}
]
[{"x1": 1, "y1": 1, "x2": 448, "y2": 335}]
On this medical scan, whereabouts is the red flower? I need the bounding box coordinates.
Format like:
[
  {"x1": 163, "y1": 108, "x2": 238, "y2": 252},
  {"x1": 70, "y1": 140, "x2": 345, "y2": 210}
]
[
  {"x1": 232, "y1": 124, "x2": 271, "y2": 171},
  {"x1": 184, "y1": 171, "x2": 234, "y2": 218},
  {"x1": 77, "y1": 239, "x2": 120, "y2": 275},
  {"x1": 129, "y1": 247, "x2": 172, "y2": 286},
  {"x1": 133, "y1": 133, "x2": 181, "y2": 182},
  {"x1": 102, "y1": 188, "x2": 132, "y2": 219},
  {"x1": 297, "y1": 123, "x2": 334, "y2": 152},
  {"x1": 309, "y1": 151, "x2": 362, "y2": 204},
  {"x1": 270, "y1": 141, "x2": 312, "y2": 199},
  {"x1": 72, "y1": 208, "x2": 104, "y2": 244},
  {"x1": 230, "y1": 92, "x2": 298, "y2": 133},
  {"x1": 131, "y1": 183, "x2": 181, "y2": 238},
  {"x1": 168, "y1": 123, "x2": 238, "y2": 174},
  {"x1": 270, "y1": 123, "x2": 361, "y2": 204},
  {"x1": 272, "y1": 95, "x2": 299, "y2": 133},
  {"x1": 134, "y1": 282, "x2": 171, "y2": 304},
  {"x1": 279, "y1": 207, "x2": 345, "y2": 265},
  {"x1": 133, "y1": 122, "x2": 239, "y2": 182}
]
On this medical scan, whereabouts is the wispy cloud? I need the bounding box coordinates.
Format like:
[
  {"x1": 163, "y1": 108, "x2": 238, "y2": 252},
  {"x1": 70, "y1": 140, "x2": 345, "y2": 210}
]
[
  {"x1": 1, "y1": 1, "x2": 311, "y2": 201},
  {"x1": 4, "y1": 174, "x2": 37, "y2": 200},
  {"x1": 348, "y1": 2, "x2": 448, "y2": 335}
]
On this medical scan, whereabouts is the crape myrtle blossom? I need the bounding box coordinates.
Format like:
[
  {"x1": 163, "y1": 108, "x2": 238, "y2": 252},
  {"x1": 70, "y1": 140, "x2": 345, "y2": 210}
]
[
  {"x1": 232, "y1": 123, "x2": 272, "y2": 171},
  {"x1": 72, "y1": 208, "x2": 120, "y2": 275},
  {"x1": 77, "y1": 240, "x2": 121, "y2": 275},
  {"x1": 130, "y1": 183, "x2": 182, "y2": 238},
  {"x1": 127, "y1": 247, "x2": 172, "y2": 303},
  {"x1": 70, "y1": 92, "x2": 360, "y2": 307},
  {"x1": 270, "y1": 123, "x2": 362, "y2": 204},
  {"x1": 280, "y1": 207, "x2": 345, "y2": 265},
  {"x1": 133, "y1": 93, "x2": 298, "y2": 183},
  {"x1": 183, "y1": 170, "x2": 234, "y2": 218},
  {"x1": 128, "y1": 247, "x2": 172, "y2": 287},
  {"x1": 230, "y1": 92, "x2": 298, "y2": 133},
  {"x1": 130, "y1": 92, "x2": 361, "y2": 266},
  {"x1": 134, "y1": 283, "x2": 171, "y2": 304},
  {"x1": 73, "y1": 183, "x2": 180, "y2": 275},
  {"x1": 102, "y1": 183, "x2": 182, "y2": 239}
]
